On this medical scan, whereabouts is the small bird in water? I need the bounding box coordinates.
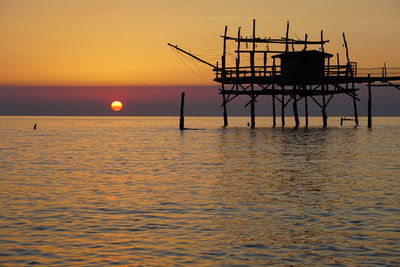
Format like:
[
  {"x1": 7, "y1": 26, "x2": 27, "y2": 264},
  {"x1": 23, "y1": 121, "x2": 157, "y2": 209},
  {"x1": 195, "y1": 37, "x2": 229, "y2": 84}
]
[{"x1": 33, "y1": 123, "x2": 37, "y2": 130}]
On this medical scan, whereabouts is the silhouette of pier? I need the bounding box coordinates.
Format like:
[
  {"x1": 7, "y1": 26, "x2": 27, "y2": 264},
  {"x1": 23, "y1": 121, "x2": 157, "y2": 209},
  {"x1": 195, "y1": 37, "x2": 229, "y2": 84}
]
[{"x1": 169, "y1": 20, "x2": 400, "y2": 128}]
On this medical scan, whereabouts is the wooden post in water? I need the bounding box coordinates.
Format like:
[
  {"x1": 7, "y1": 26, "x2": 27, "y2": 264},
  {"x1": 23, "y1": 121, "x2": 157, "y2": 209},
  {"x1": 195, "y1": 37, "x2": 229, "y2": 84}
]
[
  {"x1": 272, "y1": 84, "x2": 276, "y2": 127},
  {"x1": 222, "y1": 93, "x2": 228, "y2": 127},
  {"x1": 250, "y1": 95, "x2": 255, "y2": 129},
  {"x1": 250, "y1": 19, "x2": 256, "y2": 129},
  {"x1": 179, "y1": 92, "x2": 185, "y2": 130},
  {"x1": 368, "y1": 74, "x2": 372, "y2": 128},
  {"x1": 281, "y1": 93, "x2": 285, "y2": 127},
  {"x1": 322, "y1": 85, "x2": 328, "y2": 127},
  {"x1": 293, "y1": 85, "x2": 300, "y2": 127},
  {"x1": 222, "y1": 26, "x2": 228, "y2": 127},
  {"x1": 343, "y1": 32, "x2": 359, "y2": 126},
  {"x1": 304, "y1": 85, "x2": 309, "y2": 127}
]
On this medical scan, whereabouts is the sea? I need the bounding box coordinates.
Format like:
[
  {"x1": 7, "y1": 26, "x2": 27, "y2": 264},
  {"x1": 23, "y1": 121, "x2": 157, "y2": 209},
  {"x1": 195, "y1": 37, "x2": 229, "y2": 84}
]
[{"x1": 1, "y1": 116, "x2": 399, "y2": 266}]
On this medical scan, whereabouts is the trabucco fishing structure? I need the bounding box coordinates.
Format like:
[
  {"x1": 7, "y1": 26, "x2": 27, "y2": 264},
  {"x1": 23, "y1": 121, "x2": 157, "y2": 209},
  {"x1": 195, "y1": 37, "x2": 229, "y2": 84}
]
[{"x1": 169, "y1": 20, "x2": 400, "y2": 128}]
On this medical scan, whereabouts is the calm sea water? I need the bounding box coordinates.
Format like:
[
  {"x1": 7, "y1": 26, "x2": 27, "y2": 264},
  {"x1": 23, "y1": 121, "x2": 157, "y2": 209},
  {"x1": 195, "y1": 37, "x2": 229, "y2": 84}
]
[{"x1": 1, "y1": 116, "x2": 399, "y2": 266}]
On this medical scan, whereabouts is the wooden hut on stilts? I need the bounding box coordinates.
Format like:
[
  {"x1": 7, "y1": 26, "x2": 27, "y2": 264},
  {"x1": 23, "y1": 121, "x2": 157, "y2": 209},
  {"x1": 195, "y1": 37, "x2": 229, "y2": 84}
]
[{"x1": 169, "y1": 20, "x2": 400, "y2": 128}]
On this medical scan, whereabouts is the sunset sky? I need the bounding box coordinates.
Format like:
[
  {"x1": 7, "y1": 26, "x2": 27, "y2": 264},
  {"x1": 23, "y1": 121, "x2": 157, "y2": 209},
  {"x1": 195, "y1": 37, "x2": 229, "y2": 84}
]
[{"x1": 0, "y1": 0, "x2": 399, "y2": 115}]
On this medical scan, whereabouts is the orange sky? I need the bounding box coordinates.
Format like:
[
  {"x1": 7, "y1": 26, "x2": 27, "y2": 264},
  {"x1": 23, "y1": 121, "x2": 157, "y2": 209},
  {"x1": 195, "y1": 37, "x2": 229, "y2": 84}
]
[{"x1": 0, "y1": 0, "x2": 399, "y2": 86}]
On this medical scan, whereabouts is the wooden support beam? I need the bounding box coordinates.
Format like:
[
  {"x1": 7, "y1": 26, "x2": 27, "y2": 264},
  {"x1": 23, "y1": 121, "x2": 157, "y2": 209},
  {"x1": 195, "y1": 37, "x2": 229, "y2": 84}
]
[
  {"x1": 220, "y1": 88, "x2": 358, "y2": 96},
  {"x1": 303, "y1": 33, "x2": 308, "y2": 51},
  {"x1": 250, "y1": 19, "x2": 256, "y2": 129},
  {"x1": 353, "y1": 98, "x2": 359, "y2": 126},
  {"x1": 293, "y1": 86, "x2": 300, "y2": 127},
  {"x1": 222, "y1": 93, "x2": 228, "y2": 127},
  {"x1": 251, "y1": 20, "x2": 256, "y2": 77},
  {"x1": 223, "y1": 36, "x2": 329, "y2": 45},
  {"x1": 285, "y1": 21, "x2": 290, "y2": 52},
  {"x1": 327, "y1": 57, "x2": 331, "y2": 76},
  {"x1": 322, "y1": 85, "x2": 328, "y2": 127},
  {"x1": 167, "y1": 43, "x2": 216, "y2": 68},
  {"x1": 384, "y1": 62, "x2": 387, "y2": 77},
  {"x1": 263, "y1": 52, "x2": 267, "y2": 76},
  {"x1": 222, "y1": 26, "x2": 228, "y2": 78},
  {"x1": 236, "y1": 27, "x2": 241, "y2": 78},
  {"x1": 320, "y1": 30, "x2": 325, "y2": 52},
  {"x1": 222, "y1": 27, "x2": 229, "y2": 127},
  {"x1": 251, "y1": 95, "x2": 255, "y2": 128},
  {"x1": 368, "y1": 74, "x2": 372, "y2": 128},
  {"x1": 305, "y1": 85, "x2": 309, "y2": 127},
  {"x1": 235, "y1": 50, "x2": 286, "y2": 53},
  {"x1": 342, "y1": 33, "x2": 350, "y2": 64},
  {"x1": 336, "y1": 53, "x2": 340, "y2": 76},
  {"x1": 281, "y1": 93, "x2": 286, "y2": 127},
  {"x1": 179, "y1": 92, "x2": 185, "y2": 130},
  {"x1": 272, "y1": 84, "x2": 276, "y2": 127}
]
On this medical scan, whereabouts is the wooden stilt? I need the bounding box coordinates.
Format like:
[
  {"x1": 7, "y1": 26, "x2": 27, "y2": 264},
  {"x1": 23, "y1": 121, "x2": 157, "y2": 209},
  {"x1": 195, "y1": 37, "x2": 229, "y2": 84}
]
[
  {"x1": 251, "y1": 95, "x2": 255, "y2": 128},
  {"x1": 222, "y1": 93, "x2": 228, "y2": 127},
  {"x1": 343, "y1": 32, "x2": 359, "y2": 127},
  {"x1": 281, "y1": 93, "x2": 285, "y2": 127},
  {"x1": 352, "y1": 87, "x2": 359, "y2": 126},
  {"x1": 368, "y1": 74, "x2": 372, "y2": 128},
  {"x1": 221, "y1": 25, "x2": 228, "y2": 127},
  {"x1": 293, "y1": 86, "x2": 300, "y2": 127},
  {"x1": 179, "y1": 92, "x2": 185, "y2": 130},
  {"x1": 250, "y1": 19, "x2": 256, "y2": 129},
  {"x1": 272, "y1": 84, "x2": 276, "y2": 127},
  {"x1": 304, "y1": 88, "x2": 309, "y2": 127},
  {"x1": 322, "y1": 85, "x2": 327, "y2": 127}
]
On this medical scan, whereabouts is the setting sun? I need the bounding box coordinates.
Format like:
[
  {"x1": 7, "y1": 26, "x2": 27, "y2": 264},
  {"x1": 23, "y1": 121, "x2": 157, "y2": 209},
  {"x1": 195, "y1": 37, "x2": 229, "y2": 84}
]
[{"x1": 111, "y1": 101, "x2": 123, "y2": 111}]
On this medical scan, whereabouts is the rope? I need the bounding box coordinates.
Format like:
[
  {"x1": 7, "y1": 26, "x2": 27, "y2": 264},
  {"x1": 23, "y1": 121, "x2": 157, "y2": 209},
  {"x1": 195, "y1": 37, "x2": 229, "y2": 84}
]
[{"x1": 171, "y1": 48, "x2": 213, "y2": 83}]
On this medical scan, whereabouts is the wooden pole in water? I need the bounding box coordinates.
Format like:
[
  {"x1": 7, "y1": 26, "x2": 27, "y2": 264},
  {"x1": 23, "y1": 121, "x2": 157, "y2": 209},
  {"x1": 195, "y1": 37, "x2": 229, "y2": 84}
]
[
  {"x1": 222, "y1": 26, "x2": 228, "y2": 127},
  {"x1": 368, "y1": 74, "x2": 372, "y2": 128},
  {"x1": 179, "y1": 92, "x2": 185, "y2": 130},
  {"x1": 250, "y1": 95, "x2": 255, "y2": 129},
  {"x1": 343, "y1": 33, "x2": 359, "y2": 126},
  {"x1": 293, "y1": 85, "x2": 300, "y2": 127},
  {"x1": 305, "y1": 85, "x2": 309, "y2": 127},
  {"x1": 222, "y1": 93, "x2": 228, "y2": 127},
  {"x1": 250, "y1": 19, "x2": 256, "y2": 129},
  {"x1": 322, "y1": 84, "x2": 328, "y2": 127},
  {"x1": 281, "y1": 93, "x2": 285, "y2": 127},
  {"x1": 272, "y1": 84, "x2": 276, "y2": 127}
]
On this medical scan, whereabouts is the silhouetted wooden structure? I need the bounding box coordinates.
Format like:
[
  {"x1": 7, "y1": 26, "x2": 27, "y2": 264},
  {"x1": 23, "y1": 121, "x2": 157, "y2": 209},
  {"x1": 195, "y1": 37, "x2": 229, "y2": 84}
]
[{"x1": 169, "y1": 20, "x2": 400, "y2": 128}]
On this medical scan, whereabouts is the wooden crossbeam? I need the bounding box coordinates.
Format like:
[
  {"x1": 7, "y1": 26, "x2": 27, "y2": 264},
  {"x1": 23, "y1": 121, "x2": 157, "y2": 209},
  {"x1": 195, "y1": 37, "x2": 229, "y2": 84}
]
[{"x1": 223, "y1": 36, "x2": 329, "y2": 45}]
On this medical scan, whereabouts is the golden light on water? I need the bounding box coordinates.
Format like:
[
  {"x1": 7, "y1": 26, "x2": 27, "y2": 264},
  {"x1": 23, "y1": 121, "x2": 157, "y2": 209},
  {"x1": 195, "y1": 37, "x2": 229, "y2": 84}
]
[{"x1": 111, "y1": 101, "x2": 123, "y2": 111}]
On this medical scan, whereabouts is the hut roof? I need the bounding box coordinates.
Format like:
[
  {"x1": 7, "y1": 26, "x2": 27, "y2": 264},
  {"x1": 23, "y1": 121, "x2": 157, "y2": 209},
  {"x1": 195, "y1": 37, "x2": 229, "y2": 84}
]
[{"x1": 272, "y1": 50, "x2": 333, "y2": 59}]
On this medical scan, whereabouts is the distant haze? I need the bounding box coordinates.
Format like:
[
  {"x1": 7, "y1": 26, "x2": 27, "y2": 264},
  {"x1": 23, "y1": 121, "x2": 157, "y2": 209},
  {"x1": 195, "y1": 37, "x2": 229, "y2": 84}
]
[{"x1": 1, "y1": 85, "x2": 399, "y2": 116}]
